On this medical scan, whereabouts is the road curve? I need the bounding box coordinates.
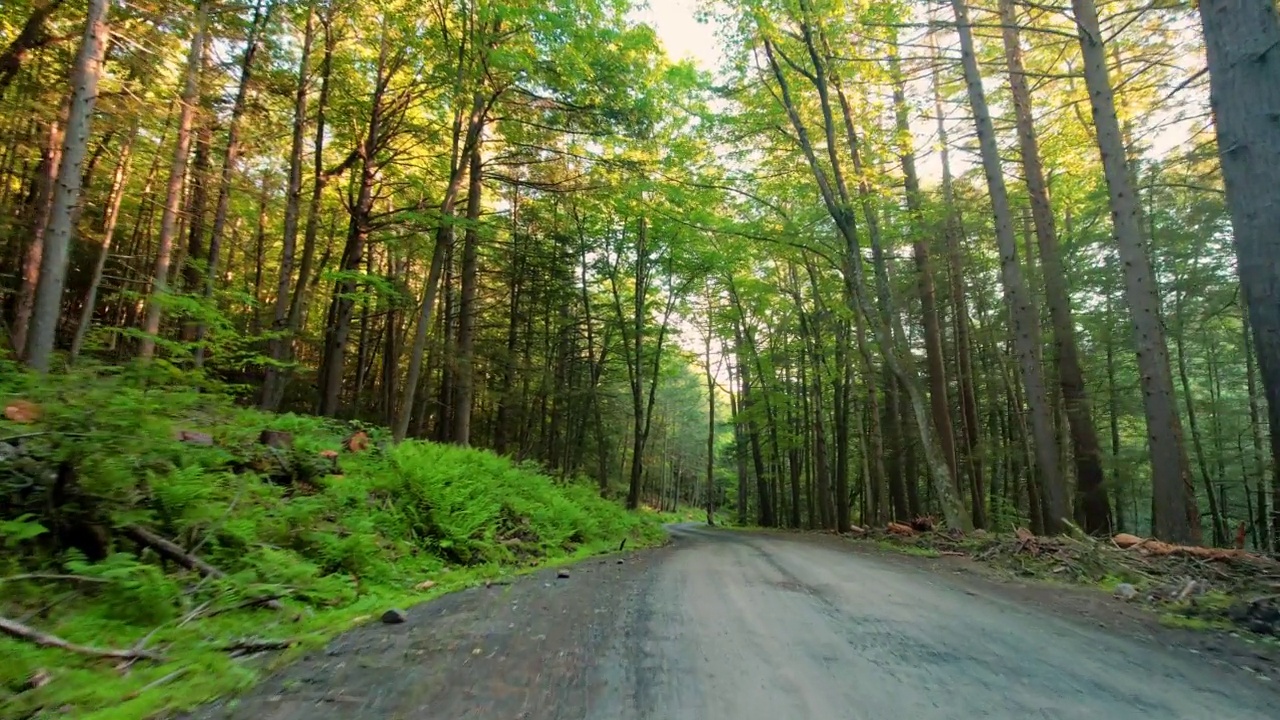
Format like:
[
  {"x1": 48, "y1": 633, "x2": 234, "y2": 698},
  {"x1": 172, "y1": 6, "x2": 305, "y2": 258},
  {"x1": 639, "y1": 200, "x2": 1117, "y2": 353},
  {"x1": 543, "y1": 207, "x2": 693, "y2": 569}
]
[{"x1": 190, "y1": 524, "x2": 1278, "y2": 720}]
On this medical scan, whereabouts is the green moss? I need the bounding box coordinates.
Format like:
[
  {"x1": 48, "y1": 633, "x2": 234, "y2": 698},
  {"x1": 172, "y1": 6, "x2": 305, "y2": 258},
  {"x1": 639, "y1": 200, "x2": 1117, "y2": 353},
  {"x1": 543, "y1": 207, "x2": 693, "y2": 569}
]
[{"x1": 0, "y1": 366, "x2": 665, "y2": 719}]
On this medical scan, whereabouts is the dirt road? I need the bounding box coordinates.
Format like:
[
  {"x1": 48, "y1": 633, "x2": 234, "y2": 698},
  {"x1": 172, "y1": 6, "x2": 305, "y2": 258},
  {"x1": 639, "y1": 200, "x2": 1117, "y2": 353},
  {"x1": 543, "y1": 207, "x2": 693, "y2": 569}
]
[{"x1": 190, "y1": 525, "x2": 1279, "y2": 719}]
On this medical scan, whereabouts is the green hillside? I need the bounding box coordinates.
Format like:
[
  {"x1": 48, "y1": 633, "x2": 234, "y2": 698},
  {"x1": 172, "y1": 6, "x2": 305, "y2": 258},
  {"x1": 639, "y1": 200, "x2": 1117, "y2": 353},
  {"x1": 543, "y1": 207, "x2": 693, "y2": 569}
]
[{"x1": 0, "y1": 362, "x2": 664, "y2": 719}]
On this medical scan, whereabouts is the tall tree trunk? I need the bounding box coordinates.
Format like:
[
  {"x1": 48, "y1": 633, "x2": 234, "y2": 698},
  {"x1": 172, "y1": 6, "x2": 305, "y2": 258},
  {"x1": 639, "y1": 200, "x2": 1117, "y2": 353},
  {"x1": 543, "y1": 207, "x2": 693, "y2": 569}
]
[
  {"x1": 1072, "y1": 0, "x2": 1200, "y2": 542},
  {"x1": 394, "y1": 95, "x2": 483, "y2": 441},
  {"x1": 70, "y1": 126, "x2": 134, "y2": 361},
  {"x1": 1243, "y1": 313, "x2": 1271, "y2": 550},
  {"x1": 998, "y1": 0, "x2": 1110, "y2": 534},
  {"x1": 703, "y1": 287, "x2": 718, "y2": 526},
  {"x1": 13, "y1": 112, "x2": 64, "y2": 355},
  {"x1": 952, "y1": 0, "x2": 1068, "y2": 534},
  {"x1": 451, "y1": 144, "x2": 483, "y2": 445},
  {"x1": 1105, "y1": 291, "x2": 1127, "y2": 532},
  {"x1": 626, "y1": 219, "x2": 650, "y2": 511},
  {"x1": 318, "y1": 26, "x2": 391, "y2": 416},
  {"x1": 140, "y1": 5, "x2": 206, "y2": 360},
  {"x1": 261, "y1": 2, "x2": 315, "y2": 409},
  {"x1": 890, "y1": 51, "x2": 959, "y2": 503},
  {"x1": 1173, "y1": 267, "x2": 1227, "y2": 545},
  {"x1": 761, "y1": 33, "x2": 966, "y2": 531},
  {"x1": 931, "y1": 49, "x2": 984, "y2": 527},
  {"x1": 275, "y1": 13, "x2": 335, "y2": 406},
  {"x1": 179, "y1": 35, "x2": 213, "y2": 302},
  {"x1": 493, "y1": 192, "x2": 522, "y2": 454},
  {"x1": 731, "y1": 368, "x2": 749, "y2": 525},
  {"x1": 1197, "y1": 0, "x2": 1280, "y2": 551},
  {"x1": 193, "y1": 0, "x2": 271, "y2": 367},
  {"x1": 23, "y1": 0, "x2": 110, "y2": 371}
]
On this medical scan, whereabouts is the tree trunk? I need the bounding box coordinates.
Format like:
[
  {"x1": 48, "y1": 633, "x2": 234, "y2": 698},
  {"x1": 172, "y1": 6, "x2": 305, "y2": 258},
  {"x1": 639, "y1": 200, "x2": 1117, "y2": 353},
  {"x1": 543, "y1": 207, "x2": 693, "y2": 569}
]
[
  {"x1": 952, "y1": 0, "x2": 1068, "y2": 534},
  {"x1": 140, "y1": 5, "x2": 206, "y2": 360},
  {"x1": 450, "y1": 144, "x2": 483, "y2": 445},
  {"x1": 1105, "y1": 291, "x2": 1127, "y2": 532},
  {"x1": 261, "y1": 2, "x2": 315, "y2": 409},
  {"x1": 1243, "y1": 313, "x2": 1271, "y2": 550},
  {"x1": 703, "y1": 287, "x2": 718, "y2": 526},
  {"x1": 70, "y1": 126, "x2": 134, "y2": 361},
  {"x1": 13, "y1": 113, "x2": 64, "y2": 356},
  {"x1": 179, "y1": 35, "x2": 212, "y2": 302},
  {"x1": 1072, "y1": 0, "x2": 1200, "y2": 542},
  {"x1": 318, "y1": 27, "x2": 390, "y2": 416},
  {"x1": 1173, "y1": 266, "x2": 1227, "y2": 546},
  {"x1": 931, "y1": 48, "x2": 985, "y2": 527},
  {"x1": 275, "y1": 12, "x2": 336, "y2": 406},
  {"x1": 761, "y1": 33, "x2": 966, "y2": 531},
  {"x1": 24, "y1": 0, "x2": 110, "y2": 369},
  {"x1": 890, "y1": 52, "x2": 959, "y2": 504},
  {"x1": 193, "y1": 0, "x2": 271, "y2": 367},
  {"x1": 730, "y1": 369, "x2": 749, "y2": 525},
  {"x1": 1197, "y1": 0, "x2": 1280, "y2": 551},
  {"x1": 999, "y1": 0, "x2": 1110, "y2": 534},
  {"x1": 394, "y1": 95, "x2": 483, "y2": 441}
]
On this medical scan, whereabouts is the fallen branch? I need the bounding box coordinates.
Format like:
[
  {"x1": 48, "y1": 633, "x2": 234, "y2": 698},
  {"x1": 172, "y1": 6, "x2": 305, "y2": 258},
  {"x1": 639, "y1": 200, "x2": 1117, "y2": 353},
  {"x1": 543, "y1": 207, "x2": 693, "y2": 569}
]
[
  {"x1": 208, "y1": 593, "x2": 286, "y2": 617},
  {"x1": 0, "y1": 573, "x2": 111, "y2": 585},
  {"x1": 222, "y1": 638, "x2": 295, "y2": 655},
  {"x1": 124, "y1": 525, "x2": 283, "y2": 610},
  {"x1": 0, "y1": 616, "x2": 163, "y2": 661},
  {"x1": 124, "y1": 525, "x2": 225, "y2": 579}
]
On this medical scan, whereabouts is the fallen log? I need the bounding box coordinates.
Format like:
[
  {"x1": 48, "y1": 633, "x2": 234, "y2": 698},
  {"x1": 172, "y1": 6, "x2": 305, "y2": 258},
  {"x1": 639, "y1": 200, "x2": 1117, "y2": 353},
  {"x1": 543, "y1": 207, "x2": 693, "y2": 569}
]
[{"x1": 0, "y1": 616, "x2": 163, "y2": 661}]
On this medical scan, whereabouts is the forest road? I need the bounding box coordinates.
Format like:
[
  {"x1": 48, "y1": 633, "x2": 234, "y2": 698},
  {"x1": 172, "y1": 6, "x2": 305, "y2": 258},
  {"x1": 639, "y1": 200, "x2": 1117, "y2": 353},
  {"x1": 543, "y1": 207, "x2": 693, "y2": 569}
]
[{"x1": 188, "y1": 524, "x2": 1280, "y2": 720}]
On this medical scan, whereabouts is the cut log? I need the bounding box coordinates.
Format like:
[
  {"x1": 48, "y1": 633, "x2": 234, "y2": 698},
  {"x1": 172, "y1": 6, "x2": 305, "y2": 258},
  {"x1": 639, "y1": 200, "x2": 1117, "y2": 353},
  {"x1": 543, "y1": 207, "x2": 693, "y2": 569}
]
[
  {"x1": 3, "y1": 399, "x2": 41, "y2": 423},
  {"x1": 0, "y1": 616, "x2": 163, "y2": 661},
  {"x1": 1112, "y1": 533, "x2": 1144, "y2": 549},
  {"x1": 887, "y1": 522, "x2": 915, "y2": 536}
]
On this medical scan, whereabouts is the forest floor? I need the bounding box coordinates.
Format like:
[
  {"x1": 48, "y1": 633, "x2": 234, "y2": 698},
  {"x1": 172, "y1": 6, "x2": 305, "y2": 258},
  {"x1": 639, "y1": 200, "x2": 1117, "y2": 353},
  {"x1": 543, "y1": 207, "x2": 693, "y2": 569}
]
[{"x1": 183, "y1": 525, "x2": 1279, "y2": 720}]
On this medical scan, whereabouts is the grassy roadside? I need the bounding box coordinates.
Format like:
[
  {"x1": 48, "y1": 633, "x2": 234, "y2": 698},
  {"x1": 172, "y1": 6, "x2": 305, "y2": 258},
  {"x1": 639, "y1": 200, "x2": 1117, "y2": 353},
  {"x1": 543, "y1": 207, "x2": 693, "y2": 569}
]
[{"x1": 0, "y1": 363, "x2": 666, "y2": 719}]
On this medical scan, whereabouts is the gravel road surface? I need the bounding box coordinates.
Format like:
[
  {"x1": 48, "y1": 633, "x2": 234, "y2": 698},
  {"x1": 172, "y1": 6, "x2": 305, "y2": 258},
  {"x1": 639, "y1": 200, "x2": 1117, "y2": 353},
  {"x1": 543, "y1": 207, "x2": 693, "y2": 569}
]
[{"x1": 189, "y1": 524, "x2": 1279, "y2": 720}]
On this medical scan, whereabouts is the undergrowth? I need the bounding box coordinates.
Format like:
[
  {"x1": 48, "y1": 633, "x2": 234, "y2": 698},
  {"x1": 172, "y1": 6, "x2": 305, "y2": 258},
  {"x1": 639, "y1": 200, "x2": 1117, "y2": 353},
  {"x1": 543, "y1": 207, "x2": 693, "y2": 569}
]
[{"x1": 0, "y1": 361, "x2": 665, "y2": 719}]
